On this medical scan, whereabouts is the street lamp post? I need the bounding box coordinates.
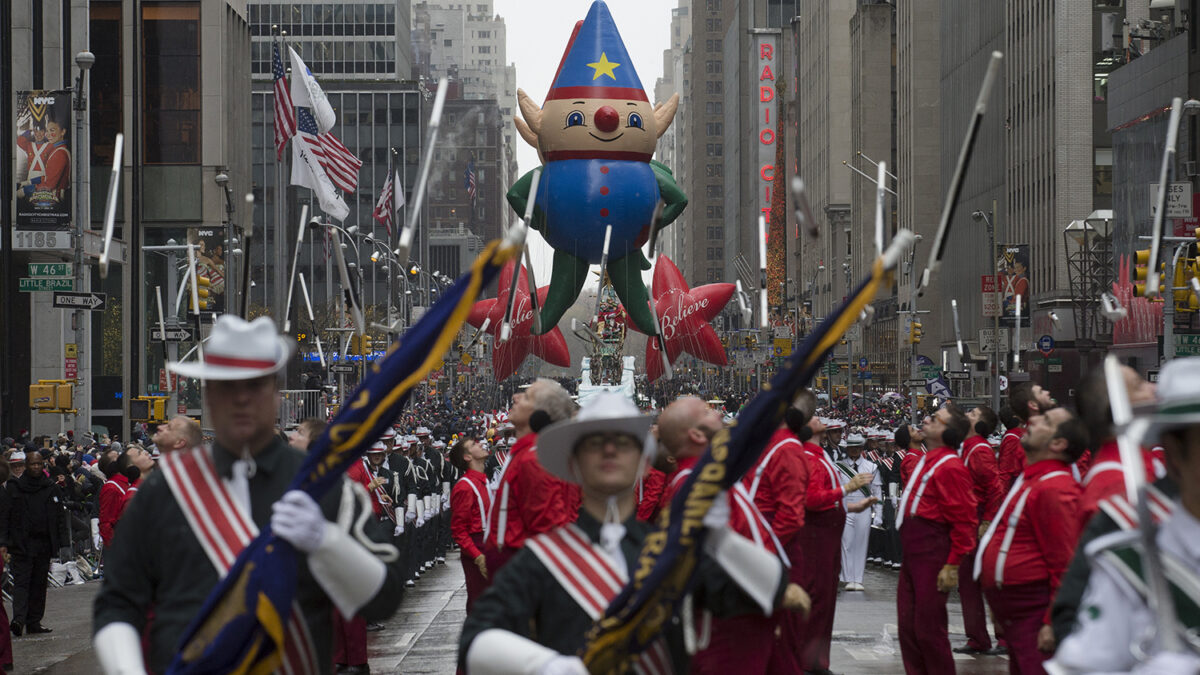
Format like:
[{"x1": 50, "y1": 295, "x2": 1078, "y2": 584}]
[
  {"x1": 972, "y1": 208, "x2": 1001, "y2": 412},
  {"x1": 71, "y1": 50, "x2": 95, "y2": 439}
]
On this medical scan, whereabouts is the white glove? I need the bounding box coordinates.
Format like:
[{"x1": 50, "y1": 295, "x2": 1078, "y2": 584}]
[
  {"x1": 538, "y1": 655, "x2": 589, "y2": 675},
  {"x1": 442, "y1": 495, "x2": 450, "y2": 510},
  {"x1": 703, "y1": 491, "x2": 731, "y2": 529},
  {"x1": 394, "y1": 523, "x2": 404, "y2": 536},
  {"x1": 405, "y1": 509, "x2": 417, "y2": 523},
  {"x1": 94, "y1": 622, "x2": 147, "y2": 674},
  {"x1": 1132, "y1": 652, "x2": 1200, "y2": 674},
  {"x1": 416, "y1": 516, "x2": 426, "y2": 528},
  {"x1": 271, "y1": 490, "x2": 327, "y2": 553}
]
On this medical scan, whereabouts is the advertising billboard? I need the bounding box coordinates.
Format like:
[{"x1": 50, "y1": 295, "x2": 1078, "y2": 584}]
[{"x1": 15, "y1": 90, "x2": 73, "y2": 231}]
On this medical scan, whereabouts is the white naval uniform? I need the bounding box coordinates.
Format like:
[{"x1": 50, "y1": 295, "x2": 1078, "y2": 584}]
[
  {"x1": 1047, "y1": 501, "x2": 1200, "y2": 675},
  {"x1": 839, "y1": 455, "x2": 882, "y2": 585}
]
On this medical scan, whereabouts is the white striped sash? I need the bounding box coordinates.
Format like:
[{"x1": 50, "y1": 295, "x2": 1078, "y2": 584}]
[{"x1": 159, "y1": 447, "x2": 319, "y2": 675}]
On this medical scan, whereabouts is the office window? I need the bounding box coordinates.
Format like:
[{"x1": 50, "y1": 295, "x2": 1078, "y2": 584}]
[
  {"x1": 706, "y1": 205, "x2": 724, "y2": 219},
  {"x1": 706, "y1": 123, "x2": 723, "y2": 136},
  {"x1": 706, "y1": 0, "x2": 722, "y2": 13},
  {"x1": 706, "y1": 60, "x2": 722, "y2": 74},
  {"x1": 142, "y1": 3, "x2": 200, "y2": 164},
  {"x1": 705, "y1": 80, "x2": 723, "y2": 95},
  {"x1": 705, "y1": 185, "x2": 721, "y2": 199},
  {"x1": 705, "y1": 143, "x2": 723, "y2": 157},
  {"x1": 445, "y1": 39, "x2": 453, "y2": 47},
  {"x1": 705, "y1": 163, "x2": 723, "y2": 177},
  {"x1": 90, "y1": 2, "x2": 123, "y2": 166}
]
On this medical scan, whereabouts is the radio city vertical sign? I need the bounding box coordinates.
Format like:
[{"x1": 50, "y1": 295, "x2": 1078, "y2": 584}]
[{"x1": 752, "y1": 30, "x2": 780, "y2": 221}]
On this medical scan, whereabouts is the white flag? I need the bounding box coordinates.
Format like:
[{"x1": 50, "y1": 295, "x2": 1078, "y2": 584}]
[
  {"x1": 291, "y1": 139, "x2": 349, "y2": 222},
  {"x1": 288, "y1": 46, "x2": 336, "y2": 133},
  {"x1": 394, "y1": 167, "x2": 406, "y2": 208}
]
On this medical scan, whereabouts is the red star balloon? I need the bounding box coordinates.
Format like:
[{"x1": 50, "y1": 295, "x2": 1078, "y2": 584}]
[
  {"x1": 468, "y1": 261, "x2": 571, "y2": 381},
  {"x1": 630, "y1": 255, "x2": 734, "y2": 382}
]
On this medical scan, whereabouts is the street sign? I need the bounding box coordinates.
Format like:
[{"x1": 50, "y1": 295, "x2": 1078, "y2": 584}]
[
  {"x1": 945, "y1": 370, "x2": 971, "y2": 380},
  {"x1": 19, "y1": 277, "x2": 73, "y2": 292},
  {"x1": 979, "y1": 327, "x2": 1010, "y2": 352},
  {"x1": 904, "y1": 378, "x2": 926, "y2": 387},
  {"x1": 329, "y1": 363, "x2": 357, "y2": 374},
  {"x1": 1150, "y1": 182, "x2": 1192, "y2": 218},
  {"x1": 65, "y1": 357, "x2": 77, "y2": 380},
  {"x1": 150, "y1": 327, "x2": 194, "y2": 342},
  {"x1": 28, "y1": 263, "x2": 72, "y2": 277},
  {"x1": 12, "y1": 230, "x2": 71, "y2": 250},
  {"x1": 1037, "y1": 334, "x2": 1055, "y2": 356},
  {"x1": 52, "y1": 291, "x2": 107, "y2": 310},
  {"x1": 981, "y1": 275, "x2": 1001, "y2": 318},
  {"x1": 858, "y1": 357, "x2": 868, "y2": 369},
  {"x1": 857, "y1": 371, "x2": 872, "y2": 380},
  {"x1": 1174, "y1": 333, "x2": 1200, "y2": 357}
]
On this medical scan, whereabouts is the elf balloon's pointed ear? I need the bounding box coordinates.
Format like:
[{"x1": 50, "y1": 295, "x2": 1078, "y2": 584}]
[
  {"x1": 654, "y1": 93, "x2": 679, "y2": 139},
  {"x1": 516, "y1": 89, "x2": 542, "y2": 148}
]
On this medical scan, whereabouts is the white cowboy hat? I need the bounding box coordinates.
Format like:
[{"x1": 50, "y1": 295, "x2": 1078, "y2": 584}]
[
  {"x1": 1138, "y1": 356, "x2": 1200, "y2": 442},
  {"x1": 168, "y1": 315, "x2": 292, "y2": 380},
  {"x1": 366, "y1": 441, "x2": 388, "y2": 454},
  {"x1": 536, "y1": 392, "x2": 654, "y2": 484},
  {"x1": 844, "y1": 433, "x2": 866, "y2": 446}
]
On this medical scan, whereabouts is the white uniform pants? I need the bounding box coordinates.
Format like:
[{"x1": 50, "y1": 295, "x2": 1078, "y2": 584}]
[{"x1": 839, "y1": 507, "x2": 872, "y2": 584}]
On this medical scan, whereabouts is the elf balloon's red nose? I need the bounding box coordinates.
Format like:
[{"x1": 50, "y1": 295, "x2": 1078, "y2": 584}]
[{"x1": 594, "y1": 106, "x2": 620, "y2": 133}]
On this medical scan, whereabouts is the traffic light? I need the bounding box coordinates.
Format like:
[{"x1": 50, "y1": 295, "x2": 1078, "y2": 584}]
[
  {"x1": 189, "y1": 273, "x2": 211, "y2": 311},
  {"x1": 130, "y1": 395, "x2": 168, "y2": 421},
  {"x1": 361, "y1": 335, "x2": 374, "y2": 356},
  {"x1": 1174, "y1": 254, "x2": 1196, "y2": 312},
  {"x1": 909, "y1": 321, "x2": 923, "y2": 344},
  {"x1": 1132, "y1": 248, "x2": 1165, "y2": 298},
  {"x1": 349, "y1": 335, "x2": 361, "y2": 356},
  {"x1": 29, "y1": 380, "x2": 75, "y2": 413}
]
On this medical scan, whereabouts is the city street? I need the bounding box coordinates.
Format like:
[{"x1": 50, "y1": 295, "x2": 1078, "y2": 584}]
[{"x1": 22, "y1": 554, "x2": 1015, "y2": 674}]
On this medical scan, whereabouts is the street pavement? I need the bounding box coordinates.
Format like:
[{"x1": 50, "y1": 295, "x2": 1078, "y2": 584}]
[{"x1": 23, "y1": 554, "x2": 1017, "y2": 674}]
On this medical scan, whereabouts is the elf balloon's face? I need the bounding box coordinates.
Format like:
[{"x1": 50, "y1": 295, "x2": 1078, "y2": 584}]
[
  {"x1": 515, "y1": 89, "x2": 679, "y2": 163},
  {"x1": 540, "y1": 98, "x2": 658, "y2": 156}
]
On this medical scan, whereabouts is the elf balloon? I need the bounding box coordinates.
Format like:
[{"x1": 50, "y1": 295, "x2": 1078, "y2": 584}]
[
  {"x1": 632, "y1": 255, "x2": 734, "y2": 382},
  {"x1": 508, "y1": 0, "x2": 687, "y2": 335},
  {"x1": 467, "y1": 261, "x2": 571, "y2": 381}
]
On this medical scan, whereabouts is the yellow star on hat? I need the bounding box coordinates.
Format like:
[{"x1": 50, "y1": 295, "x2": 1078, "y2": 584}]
[{"x1": 587, "y1": 52, "x2": 621, "y2": 80}]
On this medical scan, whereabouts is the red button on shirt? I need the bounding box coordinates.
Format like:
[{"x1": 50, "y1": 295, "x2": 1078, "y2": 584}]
[{"x1": 978, "y1": 459, "x2": 1080, "y2": 606}]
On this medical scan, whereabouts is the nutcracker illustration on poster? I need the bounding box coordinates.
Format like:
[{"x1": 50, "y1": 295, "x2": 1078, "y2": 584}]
[{"x1": 15, "y1": 90, "x2": 73, "y2": 231}]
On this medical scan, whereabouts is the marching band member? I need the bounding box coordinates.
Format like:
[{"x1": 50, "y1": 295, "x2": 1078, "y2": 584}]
[
  {"x1": 956, "y1": 405, "x2": 1005, "y2": 655},
  {"x1": 460, "y1": 393, "x2": 808, "y2": 674},
  {"x1": 838, "y1": 433, "x2": 881, "y2": 592},
  {"x1": 795, "y1": 415, "x2": 876, "y2": 674},
  {"x1": 482, "y1": 379, "x2": 576, "y2": 577},
  {"x1": 93, "y1": 316, "x2": 403, "y2": 675},
  {"x1": 449, "y1": 437, "x2": 492, "y2": 611},
  {"x1": 976, "y1": 408, "x2": 1086, "y2": 672},
  {"x1": 1050, "y1": 357, "x2": 1200, "y2": 674},
  {"x1": 1001, "y1": 384, "x2": 1056, "y2": 492},
  {"x1": 895, "y1": 405, "x2": 977, "y2": 674}
]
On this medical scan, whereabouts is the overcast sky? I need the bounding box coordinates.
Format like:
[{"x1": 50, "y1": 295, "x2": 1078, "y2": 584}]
[{"x1": 491, "y1": 0, "x2": 677, "y2": 283}]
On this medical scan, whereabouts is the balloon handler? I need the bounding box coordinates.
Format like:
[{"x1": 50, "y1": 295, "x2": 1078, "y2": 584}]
[{"x1": 507, "y1": 0, "x2": 687, "y2": 335}]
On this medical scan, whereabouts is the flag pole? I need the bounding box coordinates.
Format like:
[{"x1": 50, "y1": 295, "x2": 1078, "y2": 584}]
[{"x1": 282, "y1": 204, "x2": 308, "y2": 333}]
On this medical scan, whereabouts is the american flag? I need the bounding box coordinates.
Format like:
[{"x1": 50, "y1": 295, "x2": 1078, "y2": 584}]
[
  {"x1": 296, "y1": 106, "x2": 361, "y2": 193},
  {"x1": 464, "y1": 158, "x2": 477, "y2": 203},
  {"x1": 272, "y1": 42, "x2": 296, "y2": 160},
  {"x1": 372, "y1": 170, "x2": 395, "y2": 236}
]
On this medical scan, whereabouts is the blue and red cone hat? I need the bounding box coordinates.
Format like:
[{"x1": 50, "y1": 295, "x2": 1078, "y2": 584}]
[{"x1": 545, "y1": 1, "x2": 648, "y2": 103}]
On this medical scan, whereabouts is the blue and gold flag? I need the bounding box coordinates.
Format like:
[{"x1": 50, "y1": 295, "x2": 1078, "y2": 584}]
[
  {"x1": 581, "y1": 237, "x2": 909, "y2": 673},
  {"x1": 167, "y1": 240, "x2": 516, "y2": 675}
]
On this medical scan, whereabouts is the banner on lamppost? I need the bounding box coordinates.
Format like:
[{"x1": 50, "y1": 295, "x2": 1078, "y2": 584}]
[
  {"x1": 996, "y1": 243, "x2": 1030, "y2": 326},
  {"x1": 188, "y1": 228, "x2": 229, "y2": 313},
  {"x1": 14, "y1": 90, "x2": 73, "y2": 231},
  {"x1": 981, "y1": 274, "x2": 1001, "y2": 317}
]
